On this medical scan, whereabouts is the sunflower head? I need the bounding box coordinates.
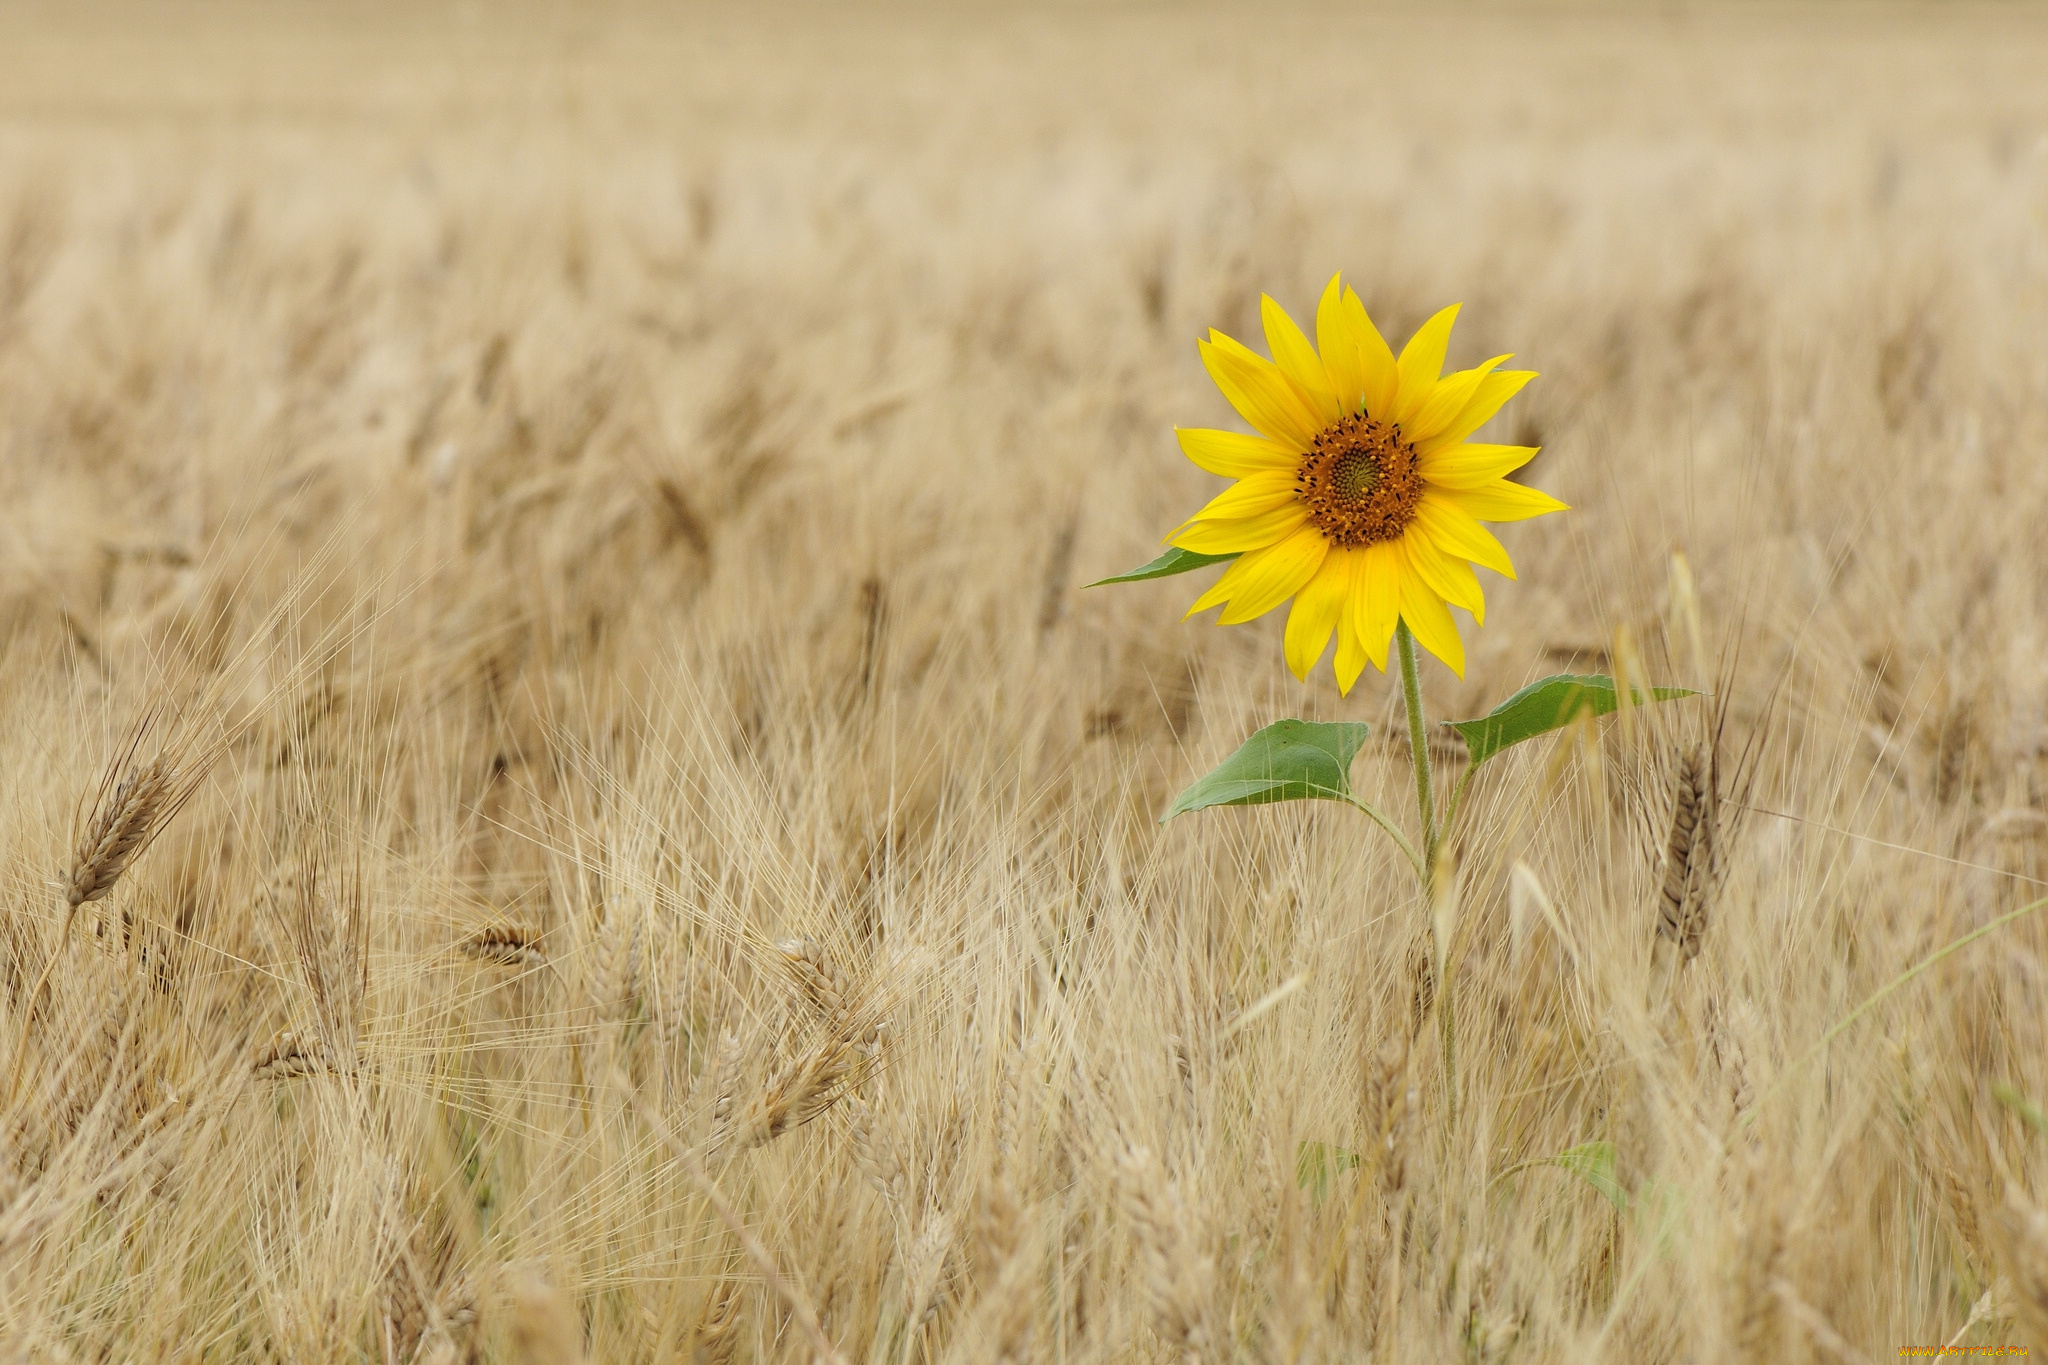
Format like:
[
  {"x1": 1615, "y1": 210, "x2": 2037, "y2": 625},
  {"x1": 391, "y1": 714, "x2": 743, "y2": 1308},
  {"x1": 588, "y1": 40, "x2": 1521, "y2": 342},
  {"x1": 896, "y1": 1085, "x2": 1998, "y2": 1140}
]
[{"x1": 1170, "y1": 274, "x2": 1567, "y2": 690}]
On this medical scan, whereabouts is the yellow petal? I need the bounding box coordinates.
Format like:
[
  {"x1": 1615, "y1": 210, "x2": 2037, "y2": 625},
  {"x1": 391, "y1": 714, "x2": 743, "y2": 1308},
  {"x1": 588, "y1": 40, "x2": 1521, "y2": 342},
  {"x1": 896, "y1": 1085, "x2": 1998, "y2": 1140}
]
[
  {"x1": 1343, "y1": 287, "x2": 1400, "y2": 421},
  {"x1": 1402, "y1": 528, "x2": 1487, "y2": 625},
  {"x1": 1315, "y1": 275, "x2": 1366, "y2": 417},
  {"x1": 1333, "y1": 579, "x2": 1370, "y2": 695},
  {"x1": 1351, "y1": 540, "x2": 1403, "y2": 673},
  {"x1": 1415, "y1": 370, "x2": 1537, "y2": 455},
  {"x1": 1262, "y1": 295, "x2": 1339, "y2": 425},
  {"x1": 1177, "y1": 427, "x2": 1300, "y2": 477},
  {"x1": 1187, "y1": 570, "x2": 1235, "y2": 616},
  {"x1": 1210, "y1": 525, "x2": 1330, "y2": 625},
  {"x1": 1169, "y1": 503, "x2": 1309, "y2": 554},
  {"x1": 1418, "y1": 443, "x2": 1540, "y2": 490},
  {"x1": 1184, "y1": 470, "x2": 1299, "y2": 523},
  {"x1": 1407, "y1": 355, "x2": 1509, "y2": 444},
  {"x1": 1283, "y1": 547, "x2": 1355, "y2": 680},
  {"x1": 1201, "y1": 335, "x2": 1324, "y2": 449},
  {"x1": 1414, "y1": 492, "x2": 1516, "y2": 578},
  {"x1": 1392, "y1": 303, "x2": 1460, "y2": 430},
  {"x1": 1397, "y1": 552, "x2": 1466, "y2": 678},
  {"x1": 1438, "y1": 480, "x2": 1570, "y2": 523}
]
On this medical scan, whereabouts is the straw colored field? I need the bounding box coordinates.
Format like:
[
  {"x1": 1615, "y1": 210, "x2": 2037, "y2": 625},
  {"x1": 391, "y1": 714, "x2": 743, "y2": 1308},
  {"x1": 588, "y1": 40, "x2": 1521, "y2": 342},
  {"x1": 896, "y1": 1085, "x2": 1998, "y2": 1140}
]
[{"x1": 4, "y1": 2, "x2": 2048, "y2": 1360}]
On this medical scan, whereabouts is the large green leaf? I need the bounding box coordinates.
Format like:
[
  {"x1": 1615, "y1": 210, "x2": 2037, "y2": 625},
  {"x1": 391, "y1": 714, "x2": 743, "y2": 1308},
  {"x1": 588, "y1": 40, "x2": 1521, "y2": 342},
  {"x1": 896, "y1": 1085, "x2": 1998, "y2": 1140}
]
[
  {"x1": 1163, "y1": 719, "x2": 1372, "y2": 822},
  {"x1": 1443, "y1": 673, "x2": 1699, "y2": 766},
  {"x1": 1086, "y1": 546, "x2": 1238, "y2": 587}
]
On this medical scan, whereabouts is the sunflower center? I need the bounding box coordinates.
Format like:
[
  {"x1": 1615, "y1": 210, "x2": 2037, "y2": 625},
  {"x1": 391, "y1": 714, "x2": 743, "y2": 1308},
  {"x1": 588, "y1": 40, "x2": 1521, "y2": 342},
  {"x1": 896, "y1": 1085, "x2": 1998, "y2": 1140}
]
[{"x1": 1295, "y1": 412, "x2": 1424, "y2": 548}]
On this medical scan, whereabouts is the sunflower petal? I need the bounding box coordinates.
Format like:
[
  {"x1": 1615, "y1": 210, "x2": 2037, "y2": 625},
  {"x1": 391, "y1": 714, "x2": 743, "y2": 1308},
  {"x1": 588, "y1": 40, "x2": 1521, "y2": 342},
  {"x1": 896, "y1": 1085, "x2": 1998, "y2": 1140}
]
[
  {"x1": 1351, "y1": 540, "x2": 1403, "y2": 673},
  {"x1": 1333, "y1": 577, "x2": 1370, "y2": 695},
  {"x1": 1414, "y1": 492, "x2": 1516, "y2": 578},
  {"x1": 1184, "y1": 470, "x2": 1298, "y2": 523},
  {"x1": 1438, "y1": 480, "x2": 1570, "y2": 523},
  {"x1": 1284, "y1": 547, "x2": 1354, "y2": 680},
  {"x1": 1402, "y1": 528, "x2": 1487, "y2": 625},
  {"x1": 1343, "y1": 288, "x2": 1400, "y2": 421},
  {"x1": 1201, "y1": 335, "x2": 1323, "y2": 449},
  {"x1": 1262, "y1": 295, "x2": 1339, "y2": 425},
  {"x1": 1408, "y1": 355, "x2": 1510, "y2": 444},
  {"x1": 1176, "y1": 427, "x2": 1300, "y2": 477},
  {"x1": 1397, "y1": 554, "x2": 1466, "y2": 678},
  {"x1": 1169, "y1": 503, "x2": 1309, "y2": 554},
  {"x1": 1418, "y1": 443, "x2": 1541, "y2": 490},
  {"x1": 1416, "y1": 369, "x2": 1536, "y2": 455},
  {"x1": 1315, "y1": 275, "x2": 1366, "y2": 417},
  {"x1": 1210, "y1": 525, "x2": 1330, "y2": 625},
  {"x1": 1393, "y1": 304, "x2": 1461, "y2": 430}
]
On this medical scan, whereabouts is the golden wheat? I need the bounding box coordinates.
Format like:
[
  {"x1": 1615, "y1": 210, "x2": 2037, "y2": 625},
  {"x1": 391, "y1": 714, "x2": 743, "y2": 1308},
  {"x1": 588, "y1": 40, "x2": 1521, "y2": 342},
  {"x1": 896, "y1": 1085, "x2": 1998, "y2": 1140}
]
[{"x1": 2, "y1": 1, "x2": 2047, "y2": 1359}]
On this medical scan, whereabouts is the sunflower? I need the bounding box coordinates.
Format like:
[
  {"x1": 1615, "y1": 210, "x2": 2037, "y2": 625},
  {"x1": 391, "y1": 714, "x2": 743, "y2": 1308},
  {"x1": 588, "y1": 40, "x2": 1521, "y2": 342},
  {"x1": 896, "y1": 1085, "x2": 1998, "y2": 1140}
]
[{"x1": 1170, "y1": 274, "x2": 1566, "y2": 689}]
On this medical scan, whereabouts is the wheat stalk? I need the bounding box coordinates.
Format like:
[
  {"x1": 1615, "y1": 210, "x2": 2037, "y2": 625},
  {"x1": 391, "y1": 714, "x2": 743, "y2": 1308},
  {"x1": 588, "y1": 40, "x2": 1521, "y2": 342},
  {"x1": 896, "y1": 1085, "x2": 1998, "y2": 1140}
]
[
  {"x1": 1994, "y1": 1185, "x2": 2048, "y2": 1342},
  {"x1": 618, "y1": 1068, "x2": 847, "y2": 1365},
  {"x1": 1771, "y1": 1278, "x2": 1876, "y2": 1365},
  {"x1": 1115, "y1": 1143, "x2": 1216, "y2": 1364},
  {"x1": 506, "y1": 1270, "x2": 587, "y2": 1365},
  {"x1": 10, "y1": 744, "x2": 198, "y2": 1112},
  {"x1": 710, "y1": 940, "x2": 882, "y2": 1156},
  {"x1": 693, "y1": 1275, "x2": 743, "y2": 1365},
  {"x1": 947, "y1": 1176, "x2": 1036, "y2": 1365},
  {"x1": 1728, "y1": 1149, "x2": 1785, "y2": 1363}
]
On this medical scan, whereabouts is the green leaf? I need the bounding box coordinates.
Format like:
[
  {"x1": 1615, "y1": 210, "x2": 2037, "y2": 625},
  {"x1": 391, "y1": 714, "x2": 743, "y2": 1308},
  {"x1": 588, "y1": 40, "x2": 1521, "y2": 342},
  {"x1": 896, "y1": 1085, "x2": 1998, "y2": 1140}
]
[
  {"x1": 1443, "y1": 673, "x2": 1700, "y2": 766},
  {"x1": 1544, "y1": 1140, "x2": 1626, "y2": 1213},
  {"x1": 1994, "y1": 1081, "x2": 2048, "y2": 1135},
  {"x1": 1539, "y1": 1141, "x2": 1686, "y2": 1255},
  {"x1": 1295, "y1": 1141, "x2": 1360, "y2": 1204},
  {"x1": 1634, "y1": 1176, "x2": 1687, "y2": 1256},
  {"x1": 1163, "y1": 719, "x2": 1373, "y2": 822},
  {"x1": 1086, "y1": 546, "x2": 1238, "y2": 587}
]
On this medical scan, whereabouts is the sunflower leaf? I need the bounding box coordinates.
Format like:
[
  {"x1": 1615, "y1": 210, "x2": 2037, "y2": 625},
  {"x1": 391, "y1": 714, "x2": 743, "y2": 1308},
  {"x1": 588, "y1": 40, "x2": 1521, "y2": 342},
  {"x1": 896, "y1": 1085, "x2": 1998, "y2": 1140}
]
[
  {"x1": 1163, "y1": 719, "x2": 1371, "y2": 822},
  {"x1": 1444, "y1": 674, "x2": 1699, "y2": 767},
  {"x1": 1086, "y1": 547, "x2": 1238, "y2": 587}
]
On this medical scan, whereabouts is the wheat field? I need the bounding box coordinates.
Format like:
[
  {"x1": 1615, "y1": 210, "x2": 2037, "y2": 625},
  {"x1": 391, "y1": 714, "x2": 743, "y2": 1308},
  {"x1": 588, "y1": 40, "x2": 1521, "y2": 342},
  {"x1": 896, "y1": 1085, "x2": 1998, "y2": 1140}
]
[{"x1": 3, "y1": 2, "x2": 2048, "y2": 1360}]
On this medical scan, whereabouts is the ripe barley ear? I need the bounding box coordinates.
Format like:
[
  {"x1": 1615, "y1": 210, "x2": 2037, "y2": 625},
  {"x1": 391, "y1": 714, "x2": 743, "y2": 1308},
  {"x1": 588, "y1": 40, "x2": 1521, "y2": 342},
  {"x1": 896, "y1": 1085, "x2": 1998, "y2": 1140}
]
[
  {"x1": 12, "y1": 747, "x2": 195, "y2": 1110},
  {"x1": 1653, "y1": 743, "x2": 1720, "y2": 1001},
  {"x1": 66, "y1": 756, "x2": 175, "y2": 915},
  {"x1": 1994, "y1": 1185, "x2": 2048, "y2": 1341},
  {"x1": 1116, "y1": 1143, "x2": 1217, "y2": 1364}
]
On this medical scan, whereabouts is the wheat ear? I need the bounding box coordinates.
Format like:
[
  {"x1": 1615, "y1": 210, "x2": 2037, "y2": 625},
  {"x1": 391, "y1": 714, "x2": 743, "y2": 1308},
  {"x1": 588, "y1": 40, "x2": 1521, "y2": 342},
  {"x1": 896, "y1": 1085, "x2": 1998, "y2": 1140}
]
[
  {"x1": 10, "y1": 755, "x2": 182, "y2": 1112},
  {"x1": 618, "y1": 1069, "x2": 847, "y2": 1365},
  {"x1": 1651, "y1": 742, "x2": 1720, "y2": 1011},
  {"x1": 1116, "y1": 1143, "x2": 1216, "y2": 1364}
]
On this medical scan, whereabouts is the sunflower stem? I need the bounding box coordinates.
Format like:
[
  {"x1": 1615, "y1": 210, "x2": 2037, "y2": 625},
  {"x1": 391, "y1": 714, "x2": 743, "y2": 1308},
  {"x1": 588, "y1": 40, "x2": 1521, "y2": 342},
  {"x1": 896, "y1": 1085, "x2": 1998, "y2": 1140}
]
[
  {"x1": 1394, "y1": 618, "x2": 1455, "y2": 1126},
  {"x1": 1394, "y1": 620, "x2": 1439, "y2": 878}
]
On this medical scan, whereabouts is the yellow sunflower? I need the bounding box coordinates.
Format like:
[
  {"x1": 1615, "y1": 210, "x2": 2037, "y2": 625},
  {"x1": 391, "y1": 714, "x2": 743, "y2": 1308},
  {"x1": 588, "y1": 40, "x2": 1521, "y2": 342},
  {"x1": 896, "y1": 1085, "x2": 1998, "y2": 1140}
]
[{"x1": 1171, "y1": 274, "x2": 1566, "y2": 689}]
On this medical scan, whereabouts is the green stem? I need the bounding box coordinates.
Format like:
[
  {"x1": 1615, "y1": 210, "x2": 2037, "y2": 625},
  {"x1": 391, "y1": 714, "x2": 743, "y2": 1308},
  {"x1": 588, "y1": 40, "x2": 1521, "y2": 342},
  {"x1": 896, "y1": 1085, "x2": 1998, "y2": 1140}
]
[
  {"x1": 1340, "y1": 792, "x2": 1424, "y2": 882},
  {"x1": 1394, "y1": 619, "x2": 1454, "y2": 1127},
  {"x1": 1395, "y1": 621, "x2": 1439, "y2": 877},
  {"x1": 1442, "y1": 763, "x2": 1478, "y2": 843}
]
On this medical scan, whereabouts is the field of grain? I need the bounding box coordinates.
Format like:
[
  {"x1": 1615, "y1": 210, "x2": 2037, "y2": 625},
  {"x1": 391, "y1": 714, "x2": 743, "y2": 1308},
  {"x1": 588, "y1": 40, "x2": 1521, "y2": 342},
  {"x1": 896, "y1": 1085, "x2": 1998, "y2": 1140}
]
[{"x1": 4, "y1": 2, "x2": 2048, "y2": 1360}]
